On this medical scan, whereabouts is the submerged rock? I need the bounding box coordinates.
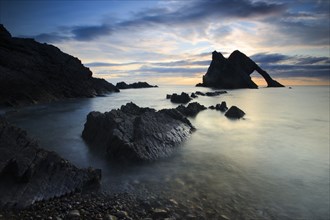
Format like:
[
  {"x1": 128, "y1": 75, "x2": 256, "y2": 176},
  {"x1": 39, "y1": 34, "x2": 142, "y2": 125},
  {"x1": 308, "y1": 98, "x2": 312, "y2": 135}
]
[
  {"x1": 197, "y1": 50, "x2": 284, "y2": 89},
  {"x1": 169, "y1": 92, "x2": 192, "y2": 104},
  {"x1": 0, "y1": 25, "x2": 118, "y2": 107},
  {"x1": 205, "y1": 91, "x2": 227, "y2": 96},
  {"x1": 116, "y1": 81, "x2": 158, "y2": 89},
  {"x1": 82, "y1": 102, "x2": 194, "y2": 161},
  {"x1": 176, "y1": 102, "x2": 207, "y2": 117},
  {"x1": 0, "y1": 117, "x2": 101, "y2": 209},
  {"x1": 225, "y1": 106, "x2": 245, "y2": 119},
  {"x1": 195, "y1": 91, "x2": 205, "y2": 96}
]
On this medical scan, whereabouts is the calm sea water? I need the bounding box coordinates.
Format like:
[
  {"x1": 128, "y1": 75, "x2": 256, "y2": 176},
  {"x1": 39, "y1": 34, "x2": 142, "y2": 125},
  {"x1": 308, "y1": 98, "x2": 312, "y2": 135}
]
[{"x1": 2, "y1": 85, "x2": 329, "y2": 219}]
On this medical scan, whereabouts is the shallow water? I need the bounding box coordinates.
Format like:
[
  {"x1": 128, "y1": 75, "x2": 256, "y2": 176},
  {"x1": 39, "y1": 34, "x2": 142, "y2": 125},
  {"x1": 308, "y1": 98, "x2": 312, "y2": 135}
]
[{"x1": 3, "y1": 85, "x2": 329, "y2": 219}]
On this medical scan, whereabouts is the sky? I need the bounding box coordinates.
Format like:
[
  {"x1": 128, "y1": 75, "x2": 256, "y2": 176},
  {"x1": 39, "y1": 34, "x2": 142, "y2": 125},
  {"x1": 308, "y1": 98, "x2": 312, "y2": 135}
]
[{"x1": 0, "y1": 0, "x2": 329, "y2": 86}]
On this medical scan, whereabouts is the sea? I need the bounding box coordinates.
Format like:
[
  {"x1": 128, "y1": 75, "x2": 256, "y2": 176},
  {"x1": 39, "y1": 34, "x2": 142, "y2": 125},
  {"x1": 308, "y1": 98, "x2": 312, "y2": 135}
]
[{"x1": 1, "y1": 85, "x2": 329, "y2": 219}]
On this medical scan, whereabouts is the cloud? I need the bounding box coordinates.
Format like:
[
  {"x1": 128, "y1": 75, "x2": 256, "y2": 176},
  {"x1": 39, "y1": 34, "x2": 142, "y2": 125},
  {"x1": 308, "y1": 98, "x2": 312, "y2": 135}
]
[
  {"x1": 34, "y1": 33, "x2": 69, "y2": 43},
  {"x1": 71, "y1": 25, "x2": 112, "y2": 41},
  {"x1": 252, "y1": 53, "x2": 330, "y2": 79},
  {"x1": 31, "y1": 0, "x2": 286, "y2": 43},
  {"x1": 251, "y1": 53, "x2": 290, "y2": 64}
]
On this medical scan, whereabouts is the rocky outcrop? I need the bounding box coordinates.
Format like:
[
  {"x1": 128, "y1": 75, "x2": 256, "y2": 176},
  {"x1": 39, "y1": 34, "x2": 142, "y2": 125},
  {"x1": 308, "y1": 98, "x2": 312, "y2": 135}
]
[
  {"x1": 0, "y1": 117, "x2": 101, "y2": 209},
  {"x1": 225, "y1": 106, "x2": 245, "y2": 119},
  {"x1": 167, "y1": 92, "x2": 192, "y2": 104},
  {"x1": 0, "y1": 25, "x2": 119, "y2": 107},
  {"x1": 197, "y1": 50, "x2": 284, "y2": 89},
  {"x1": 82, "y1": 102, "x2": 194, "y2": 161},
  {"x1": 116, "y1": 81, "x2": 158, "y2": 89},
  {"x1": 176, "y1": 102, "x2": 207, "y2": 117}
]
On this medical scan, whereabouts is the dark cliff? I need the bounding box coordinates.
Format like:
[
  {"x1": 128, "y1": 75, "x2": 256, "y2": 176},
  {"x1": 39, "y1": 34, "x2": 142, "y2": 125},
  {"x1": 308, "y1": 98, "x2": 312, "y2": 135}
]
[{"x1": 0, "y1": 24, "x2": 119, "y2": 106}]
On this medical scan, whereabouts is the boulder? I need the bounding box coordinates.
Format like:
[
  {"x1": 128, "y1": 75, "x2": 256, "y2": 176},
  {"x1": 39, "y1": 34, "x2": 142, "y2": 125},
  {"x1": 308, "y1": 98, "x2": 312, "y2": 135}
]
[
  {"x1": 0, "y1": 117, "x2": 101, "y2": 209},
  {"x1": 116, "y1": 81, "x2": 157, "y2": 89},
  {"x1": 0, "y1": 25, "x2": 119, "y2": 107},
  {"x1": 82, "y1": 102, "x2": 194, "y2": 161},
  {"x1": 169, "y1": 92, "x2": 192, "y2": 104},
  {"x1": 176, "y1": 102, "x2": 207, "y2": 117},
  {"x1": 197, "y1": 50, "x2": 284, "y2": 89},
  {"x1": 225, "y1": 106, "x2": 245, "y2": 119}
]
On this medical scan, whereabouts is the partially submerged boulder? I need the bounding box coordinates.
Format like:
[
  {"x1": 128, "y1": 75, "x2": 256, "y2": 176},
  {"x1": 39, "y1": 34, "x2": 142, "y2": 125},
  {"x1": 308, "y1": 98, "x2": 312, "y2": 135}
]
[
  {"x1": 205, "y1": 91, "x2": 227, "y2": 96},
  {"x1": 216, "y1": 102, "x2": 228, "y2": 112},
  {"x1": 176, "y1": 102, "x2": 207, "y2": 117},
  {"x1": 168, "y1": 92, "x2": 192, "y2": 104},
  {"x1": 0, "y1": 117, "x2": 101, "y2": 209},
  {"x1": 82, "y1": 102, "x2": 194, "y2": 161},
  {"x1": 225, "y1": 106, "x2": 245, "y2": 119}
]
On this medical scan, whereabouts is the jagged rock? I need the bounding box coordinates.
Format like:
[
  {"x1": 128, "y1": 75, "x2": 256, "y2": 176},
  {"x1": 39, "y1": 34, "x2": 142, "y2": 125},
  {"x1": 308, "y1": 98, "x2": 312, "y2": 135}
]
[
  {"x1": 169, "y1": 92, "x2": 192, "y2": 104},
  {"x1": 216, "y1": 102, "x2": 228, "y2": 112},
  {"x1": 82, "y1": 102, "x2": 194, "y2": 161},
  {"x1": 225, "y1": 106, "x2": 245, "y2": 119},
  {"x1": 176, "y1": 102, "x2": 207, "y2": 117},
  {"x1": 0, "y1": 117, "x2": 101, "y2": 209},
  {"x1": 208, "y1": 105, "x2": 216, "y2": 110},
  {"x1": 116, "y1": 81, "x2": 157, "y2": 89},
  {"x1": 0, "y1": 25, "x2": 119, "y2": 107},
  {"x1": 166, "y1": 94, "x2": 172, "y2": 99},
  {"x1": 197, "y1": 50, "x2": 284, "y2": 89}
]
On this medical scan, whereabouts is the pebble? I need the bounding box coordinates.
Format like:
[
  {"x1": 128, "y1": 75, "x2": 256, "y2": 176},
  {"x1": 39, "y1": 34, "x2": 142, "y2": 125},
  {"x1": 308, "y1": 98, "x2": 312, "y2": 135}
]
[
  {"x1": 66, "y1": 210, "x2": 80, "y2": 219},
  {"x1": 220, "y1": 214, "x2": 230, "y2": 220},
  {"x1": 116, "y1": 210, "x2": 129, "y2": 218},
  {"x1": 104, "y1": 214, "x2": 118, "y2": 220}
]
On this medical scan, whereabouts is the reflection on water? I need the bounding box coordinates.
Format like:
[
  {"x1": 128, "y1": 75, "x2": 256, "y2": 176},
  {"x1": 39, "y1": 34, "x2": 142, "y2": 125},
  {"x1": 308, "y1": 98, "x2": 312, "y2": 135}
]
[{"x1": 3, "y1": 85, "x2": 329, "y2": 219}]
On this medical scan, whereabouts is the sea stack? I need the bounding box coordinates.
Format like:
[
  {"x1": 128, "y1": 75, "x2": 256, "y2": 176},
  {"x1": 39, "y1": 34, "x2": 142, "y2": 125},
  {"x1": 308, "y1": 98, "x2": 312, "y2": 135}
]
[
  {"x1": 197, "y1": 50, "x2": 284, "y2": 89},
  {"x1": 0, "y1": 24, "x2": 119, "y2": 107}
]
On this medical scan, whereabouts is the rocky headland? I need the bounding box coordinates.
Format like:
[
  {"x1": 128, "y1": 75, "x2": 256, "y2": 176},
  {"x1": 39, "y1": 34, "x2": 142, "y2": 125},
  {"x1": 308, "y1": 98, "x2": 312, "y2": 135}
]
[
  {"x1": 0, "y1": 25, "x2": 119, "y2": 107},
  {"x1": 82, "y1": 102, "x2": 195, "y2": 161},
  {"x1": 197, "y1": 50, "x2": 284, "y2": 89},
  {"x1": 116, "y1": 81, "x2": 158, "y2": 89},
  {"x1": 0, "y1": 117, "x2": 101, "y2": 209}
]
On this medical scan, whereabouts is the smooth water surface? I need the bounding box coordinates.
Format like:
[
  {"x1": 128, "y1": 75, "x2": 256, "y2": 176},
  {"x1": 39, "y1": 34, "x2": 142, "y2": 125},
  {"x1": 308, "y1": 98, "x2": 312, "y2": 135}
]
[{"x1": 3, "y1": 85, "x2": 329, "y2": 219}]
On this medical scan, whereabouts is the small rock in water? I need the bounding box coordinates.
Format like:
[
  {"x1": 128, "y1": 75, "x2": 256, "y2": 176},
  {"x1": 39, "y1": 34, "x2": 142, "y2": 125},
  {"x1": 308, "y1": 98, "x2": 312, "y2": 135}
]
[
  {"x1": 225, "y1": 106, "x2": 245, "y2": 119},
  {"x1": 216, "y1": 101, "x2": 228, "y2": 112}
]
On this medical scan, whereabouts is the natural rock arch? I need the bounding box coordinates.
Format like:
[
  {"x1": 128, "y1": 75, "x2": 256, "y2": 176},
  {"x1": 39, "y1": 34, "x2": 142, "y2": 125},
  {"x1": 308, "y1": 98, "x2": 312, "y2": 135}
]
[{"x1": 198, "y1": 50, "x2": 284, "y2": 89}]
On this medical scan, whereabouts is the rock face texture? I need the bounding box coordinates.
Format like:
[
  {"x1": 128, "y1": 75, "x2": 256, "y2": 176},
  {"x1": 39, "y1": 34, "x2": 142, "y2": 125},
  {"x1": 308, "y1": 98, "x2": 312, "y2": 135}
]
[
  {"x1": 0, "y1": 25, "x2": 118, "y2": 107},
  {"x1": 116, "y1": 81, "x2": 158, "y2": 89},
  {"x1": 0, "y1": 117, "x2": 101, "y2": 209},
  {"x1": 82, "y1": 102, "x2": 194, "y2": 161},
  {"x1": 198, "y1": 50, "x2": 284, "y2": 89}
]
